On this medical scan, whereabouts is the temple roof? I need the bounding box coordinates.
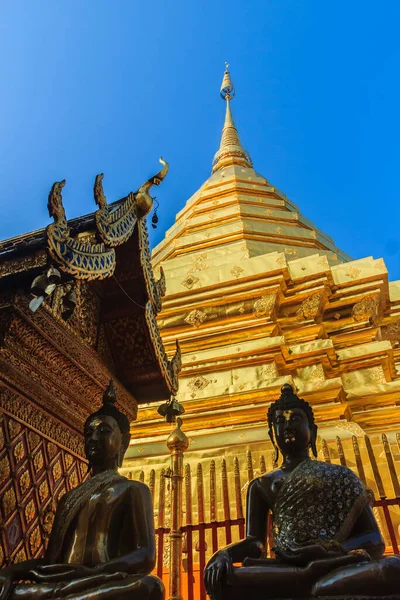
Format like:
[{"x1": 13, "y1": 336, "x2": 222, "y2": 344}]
[{"x1": 0, "y1": 162, "x2": 180, "y2": 429}]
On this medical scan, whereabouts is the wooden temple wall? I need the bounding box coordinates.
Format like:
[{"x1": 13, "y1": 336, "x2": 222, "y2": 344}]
[
  {"x1": 0, "y1": 386, "x2": 88, "y2": 568},
  {"x1": 124, "y1": 433, "x2": 400, "y2": 599}
]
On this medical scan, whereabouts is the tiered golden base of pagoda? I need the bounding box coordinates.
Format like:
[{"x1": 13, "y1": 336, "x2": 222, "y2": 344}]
[{"x1": 128, "y1": 179, "x2": 400, "y2": 460}]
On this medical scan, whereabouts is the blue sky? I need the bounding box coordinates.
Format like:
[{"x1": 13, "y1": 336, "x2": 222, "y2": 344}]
[{"x1": 1, "y1": 1, "x2": 400, "y2": 279}]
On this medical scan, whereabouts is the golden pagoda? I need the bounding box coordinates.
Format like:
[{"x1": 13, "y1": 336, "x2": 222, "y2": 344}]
[{"x1": 125, "y1": 65, "x2": 400, "y2": 492}]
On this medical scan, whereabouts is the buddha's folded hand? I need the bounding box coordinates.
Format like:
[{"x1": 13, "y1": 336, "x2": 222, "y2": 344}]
[
  {"x1": 30, "y1": 564, "x2": 97, "y2": 583},
  {"x1": 274, "y1": 544, "x2": 344, "y2": 566}
]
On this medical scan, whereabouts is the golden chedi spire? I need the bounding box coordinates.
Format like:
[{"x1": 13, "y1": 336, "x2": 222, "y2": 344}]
[{"x1": 212, "y1": 63, "x2": 253, "y2": 173}]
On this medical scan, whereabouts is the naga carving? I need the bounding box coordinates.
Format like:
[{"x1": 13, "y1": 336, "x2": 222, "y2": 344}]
[
  {"x1": 46, "y1": 159, "x2": 169, "y2": 284},
  {"x1": 135, "y1": 157, "x2": 169, "y2": 217},
  {"x1": 47, "y1": 180, "x2": 116, "y2": 280},
  {"x1": 94, "y1": 174, "x2": 138, "y2": 247},
  {"x1": 94, "y1": 158, "x2": 168, "y2": 247}
]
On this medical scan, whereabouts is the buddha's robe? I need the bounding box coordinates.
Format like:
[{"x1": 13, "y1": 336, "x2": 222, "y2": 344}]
[{"x1": 272, "y1": 459, "x2": 370, "y2": 552}]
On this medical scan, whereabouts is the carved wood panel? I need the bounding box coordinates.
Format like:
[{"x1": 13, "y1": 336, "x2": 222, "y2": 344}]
[{"x1": 0, "y1": 396, "x2": 88, "y2": 567}]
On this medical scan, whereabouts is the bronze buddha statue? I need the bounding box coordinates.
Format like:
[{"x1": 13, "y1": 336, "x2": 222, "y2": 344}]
[
  {"x1": 0, "y1": 382, "x2": 164, "y2": 600},
  {"x1": 204, "y1": 384, "x2": 400, "y2": 599}
]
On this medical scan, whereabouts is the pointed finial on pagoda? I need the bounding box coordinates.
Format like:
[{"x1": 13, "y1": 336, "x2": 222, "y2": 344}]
[
  {"x1": 220, "y1": 62, "x2": 235, "y2": 99},
  {"x1": 212, "y1": 63, "x2": 253, "y2": 173}
]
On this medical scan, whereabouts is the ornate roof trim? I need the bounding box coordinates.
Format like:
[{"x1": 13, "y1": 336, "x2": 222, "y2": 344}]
[
  {"x1": 46, "y1": 159, "x2": 169, "y2": 281},
  {"x1": 145, "y1": 300, "x2": 181, "y2": 396},
  {"x1": 47, "y1": 181, "x2": 116, "y2": 281},
  {"x1": 138, "y1": 218, "x2": 166, "y2": 315}
]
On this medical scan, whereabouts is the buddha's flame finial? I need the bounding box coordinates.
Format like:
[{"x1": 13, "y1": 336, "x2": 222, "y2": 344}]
[{"x1": 212, "y1": 63, "x2": 253, "y2": 173}]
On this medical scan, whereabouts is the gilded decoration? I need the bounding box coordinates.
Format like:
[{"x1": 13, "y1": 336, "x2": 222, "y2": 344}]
[
  {"x1": 253, "y1": 293, "x2": 277, "y2": 318},
  {"x1": 331, "y1": 421, "x2": 365, "y2": 436},
  {"x1": 57, "y1": 280, "x2": 101, "y2": 347},
  {"x1": 188, "y1": 253, "x2": 209, "y2": 273},
  {"x1": 19, "y1": 471, "x2": 31, "y2": 495},
  {"x1": 13, "y1": 441, "x2": 24, "y2": 464},
  {"x1": 0, "y1": 409, "x2": 89, "y2": 566},
  {"x1": 184, "y1": 309, "x2": 207, "y2": 328},
  {"x1": 42, "y1": 504, "x2": 56, "y2": 539},
  {"x1": 187, "y1": 375, "x2": 211, "y2": 398},
  {"x1": 276, "y1": 254, "x2": 286, "y2": 267},
  {"x1": 342, "y1": 366, "x2": 387, "y2": 389},
  {"x1": 0, "y1": 456, "x2": 9, "y2": 485},
  {"x1": 310, "y1": 363, "x2": 325, "y2": 382},
  {"x1": 33, "y1": 451, "x2": 44, "y2": 473},
  {"x1": 181, "y1": 275, "x2": 200, "y2": 290},
  {"x1": 52, "y1": 461, "x2": 62, "y2": 482},
  {"x1": 352, "y1": 294, "x2": 380, "y2": 324},
  {"x1": 1, "y1": 295, "x2": 137, "y2": 427},
  {"x1": 384, "y1": 319, "x2": 400, "y2": 342},
  {"x1": 0, "y1": 251, "x2": 47, "y2": 279},
  {"x1": 3, "y1": 488, "x2": 16, "y2": 516},
  {"x1": 28, "y1": 431, "x2": 40, "y2": 450},
  {"x1": 0, "y1": 387, "x2": 85, "y2": 456},
  {"x1": 346, "y1": 266, "x2": 362, "y2": 280},
  {"x1": 47, "y1": 442, "x2": 57, "y2": 459},
  {"x1": 14, "y1": 548, "x2": 27, "y2": 563},
  {"x1": 69, "y1": 470, "x2": 78, "y2": 488},
  {"x1": 104, "y1": 316, "x2": 155, "y2": 372},
  {"x1": 260, "y1": 363, "x2": 279, "y2": 379},
  {"x1": 47, "y1": 180, "x2": 116, "y2": 281},
  {"x1": 8, "y1": 419, "x2": 22, "y2": 438},
  {"x1": 39, "y1": 480, "x2": 49, "y2": 503},
  {"x1": 230, "y1": 265, "x2": 244, "y2": 279},
  {"x1": 29, "y1": 527, "x2": 41, "y2": 555},
  {"x1": 296, "y1": 290, "x2": 325, "y2": 321}
]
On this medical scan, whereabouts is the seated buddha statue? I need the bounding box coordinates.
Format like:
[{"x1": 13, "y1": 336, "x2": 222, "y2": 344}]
[
  {"x1": 0, "y1": 381, "x2": 164, "y2": 600},
  {"x1": 204, "y1": 383, "x2": 400, "y2": 600}
]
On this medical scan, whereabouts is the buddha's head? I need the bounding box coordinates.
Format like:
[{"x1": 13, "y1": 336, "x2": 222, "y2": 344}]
[
  {"x1": 267, "y1": 383, "x2": 318, "y2": 460},
  {"x1": 84, "y1": 380, "x2": 131, "y2": 471}
]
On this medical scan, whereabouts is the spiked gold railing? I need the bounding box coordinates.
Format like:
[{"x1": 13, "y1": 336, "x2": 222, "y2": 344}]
[{"x1": 126, "y1": 433, "x2": 400, "y2": 600}]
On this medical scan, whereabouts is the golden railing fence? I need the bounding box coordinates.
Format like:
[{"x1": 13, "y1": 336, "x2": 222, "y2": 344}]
[{"x1": 125, "y1": 433, "x2": 400, "y2": 600}]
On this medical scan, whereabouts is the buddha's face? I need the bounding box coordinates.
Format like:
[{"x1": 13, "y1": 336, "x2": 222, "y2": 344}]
[
  {"x1": 84, "y1": 415, "x2": 122, "y2": 468},
  {"x1": 273, "y1": 407, "x2": 311, "y2": 454}
]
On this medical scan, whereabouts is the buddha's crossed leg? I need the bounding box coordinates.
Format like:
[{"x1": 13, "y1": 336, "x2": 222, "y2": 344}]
[{"x1": 11, "y1": 573, "x2": 164, "y2": 600}]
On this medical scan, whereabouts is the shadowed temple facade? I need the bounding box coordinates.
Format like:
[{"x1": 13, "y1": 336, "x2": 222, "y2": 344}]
[{"x1": 0, "y1": 161, "x2": 180, "y2": 567}]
